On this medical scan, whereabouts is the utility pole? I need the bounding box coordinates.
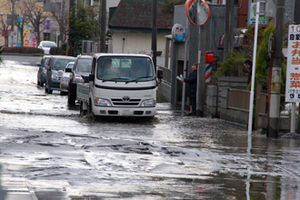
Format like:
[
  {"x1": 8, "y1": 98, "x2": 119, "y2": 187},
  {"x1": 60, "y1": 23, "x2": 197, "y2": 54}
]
[
  {"x1": 152, "y1": 0, "x2": 157, "y2": 71},
  {"x1": 223, "y1": 0, "x2": 234, "y2": 61},
  {"x1": 68, "y1": 0, "x2": 75, "y2": 56},
  {"x1": 11, "y1": 0, "x2": 15, "y2": 47},
  {"x1": 267, "y1": 0, "x2": 285, "y2": 137},
  {"x1": 100, "y1": 0, "x2": 106, "y2": 52}
]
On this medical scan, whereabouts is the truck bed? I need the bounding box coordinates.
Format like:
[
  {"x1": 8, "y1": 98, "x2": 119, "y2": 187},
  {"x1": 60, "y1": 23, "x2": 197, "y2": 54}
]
[{"x1": 77, "y1": 83, "x2": 89, "y2": 103}]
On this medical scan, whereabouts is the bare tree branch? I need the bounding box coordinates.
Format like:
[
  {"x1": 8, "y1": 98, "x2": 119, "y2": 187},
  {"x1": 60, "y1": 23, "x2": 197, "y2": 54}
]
[{"x1": 21, "y1": 0, "x2": 52, "y2": 45}]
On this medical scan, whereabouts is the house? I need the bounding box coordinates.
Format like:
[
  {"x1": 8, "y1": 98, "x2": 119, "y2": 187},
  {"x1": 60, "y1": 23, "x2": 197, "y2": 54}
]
[{"x1": 108, "y1": 0, "x2": 173, "y2": 67}]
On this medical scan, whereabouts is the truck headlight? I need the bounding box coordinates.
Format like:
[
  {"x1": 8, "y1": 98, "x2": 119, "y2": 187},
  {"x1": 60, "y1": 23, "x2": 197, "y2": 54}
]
[
  {"x1": 140, "y1": 98, "x2": 156, "y2": 107},
  {"x1": 94, "y1": 98, "x2": 112, "y2": 107},
  {"x1": 74, "y1": 75, "x2": 84, "y2": 83}
]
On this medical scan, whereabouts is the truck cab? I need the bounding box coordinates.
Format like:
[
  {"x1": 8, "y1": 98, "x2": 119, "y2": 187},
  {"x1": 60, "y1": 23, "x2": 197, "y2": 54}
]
[{"x1": 77, "y1": 53, "x2": 163, "y2": 117}]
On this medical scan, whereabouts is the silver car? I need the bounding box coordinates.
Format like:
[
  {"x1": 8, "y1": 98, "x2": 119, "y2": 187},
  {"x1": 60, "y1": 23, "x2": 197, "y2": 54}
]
[
  {"x1": 38, "y1": 41, "x2": 57, "y2": 55},
  {"x1": 60, "y1": 62, "x2": 75, "y2": 95}
]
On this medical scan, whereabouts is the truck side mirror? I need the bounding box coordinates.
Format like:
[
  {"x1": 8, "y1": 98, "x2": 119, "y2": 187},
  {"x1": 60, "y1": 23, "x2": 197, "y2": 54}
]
[
  {"x1": 37, "y1": 63, "x2": 42, "y2": 67},
  {"x1": 157, "y1": 69, "x2": 163, "y2": 79},
  {"x1": 89, "y1": 74, "x2": 95, "y2": 82}
]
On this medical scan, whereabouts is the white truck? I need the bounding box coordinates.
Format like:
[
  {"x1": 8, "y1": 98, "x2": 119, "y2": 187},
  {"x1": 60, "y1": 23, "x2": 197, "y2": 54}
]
[{"x1": 76, "y1": 53, "x2": 163, "y2": 117}]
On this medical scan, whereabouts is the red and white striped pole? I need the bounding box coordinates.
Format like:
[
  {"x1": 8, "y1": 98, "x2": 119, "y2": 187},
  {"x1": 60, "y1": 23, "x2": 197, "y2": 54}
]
[{"x1": 205, "y1": 51, "x2": 214, "y2": 82}]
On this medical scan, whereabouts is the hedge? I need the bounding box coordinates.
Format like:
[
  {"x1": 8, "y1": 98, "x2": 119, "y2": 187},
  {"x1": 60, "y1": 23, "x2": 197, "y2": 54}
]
[{"x1": 3, "y1": 46, "x2": 44, "y2": 54}]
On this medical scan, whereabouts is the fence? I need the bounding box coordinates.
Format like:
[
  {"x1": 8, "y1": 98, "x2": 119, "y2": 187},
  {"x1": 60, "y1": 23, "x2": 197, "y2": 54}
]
[
  {"x1": 205, "y1": 77, "x2": 299, "y2": 132},
  {"x1": 82, "y1": 40, "x2": 100, "y2": 55}
]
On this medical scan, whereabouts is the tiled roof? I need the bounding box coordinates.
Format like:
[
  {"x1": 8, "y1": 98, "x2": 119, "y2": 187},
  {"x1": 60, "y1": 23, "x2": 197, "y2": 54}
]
[{"x1": 109, "y1": 0, "x2": 173, "y2": 31}]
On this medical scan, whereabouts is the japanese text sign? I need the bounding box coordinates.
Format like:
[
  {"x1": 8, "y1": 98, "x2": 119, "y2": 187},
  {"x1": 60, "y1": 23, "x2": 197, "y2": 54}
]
[{"x1": 285, "y1": 25, "x2": 300, "y2": 102}]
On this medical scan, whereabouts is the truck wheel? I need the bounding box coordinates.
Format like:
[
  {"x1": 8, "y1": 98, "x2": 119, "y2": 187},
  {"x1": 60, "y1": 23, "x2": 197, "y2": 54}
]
[
  {"x1": 80, "y1": 101, "x2": 87, "y2": 116},
  {"x1": 68, "y1": 85, "x2": 76, "y2": 105},
  {"x1": 45, "y1": 85, "x2": 48, "y2": 93},
  {"x1": 88, "y1": 99, "x2": 94, "y2": 117},
  {"x1": 48, "y1": 89, "x2": 53, "y2": 94}
]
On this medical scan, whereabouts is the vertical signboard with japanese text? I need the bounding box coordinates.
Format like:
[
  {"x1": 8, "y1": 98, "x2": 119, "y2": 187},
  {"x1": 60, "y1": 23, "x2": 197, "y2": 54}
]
[
  {"x1": 285, "y1": 25, "x2": 300, "y2": 102},
  {"x1": 24, "y1": 20, "x2": 32, "y2": 47}
]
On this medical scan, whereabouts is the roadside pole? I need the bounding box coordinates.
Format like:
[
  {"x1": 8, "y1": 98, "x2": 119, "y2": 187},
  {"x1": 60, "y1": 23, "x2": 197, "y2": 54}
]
[
  {"x1": 100, "y1": 0, "x2": 106, "y2": 53},
  {"x1": 267, "y1": 0, "x2": 285, "y2": 137},
  {"x1": 181, "y1": 19, "x2": 189, "y2": 114},
  {"x1": 11, "y1": 0, "x2": 15, "y2": 47},
  {"x1": 248, "y1": 1, "x2": 259, "y2": 135},
  {"x1": 223, "y1": 0, "x2": 234, "y2": 61},
  {"x1": 291, "y1": 103, "x2": 296, "y2": 133},
  {"x1": 197, "y1": 26, "x2": 205, "y2": 117},
  {"x1": 151, "y1": 0, "x2": 157, "y2": 71}
]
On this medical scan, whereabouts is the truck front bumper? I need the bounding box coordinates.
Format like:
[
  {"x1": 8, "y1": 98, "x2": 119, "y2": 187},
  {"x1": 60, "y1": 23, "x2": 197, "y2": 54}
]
[{"x1": 92, "y1": 106, "x2": 156, "y2": 117}]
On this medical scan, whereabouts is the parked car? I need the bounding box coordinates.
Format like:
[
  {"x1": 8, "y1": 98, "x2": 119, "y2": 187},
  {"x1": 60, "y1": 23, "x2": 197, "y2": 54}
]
[
  {"x1": 67, "y1": 55, "x2": 92, "y2": 105},
  {"x1": 37, "y1": 55, "x2": 51, "y2": 86},
  {"x1": 45, "y1": 56, "x2": 76, "y2": 94},
  {"x1": 38, "y1": 41, "x2": 57, "y2": 55},
  {"x1": 60, "y1": 62, "x2": 75, "y2": 95}
]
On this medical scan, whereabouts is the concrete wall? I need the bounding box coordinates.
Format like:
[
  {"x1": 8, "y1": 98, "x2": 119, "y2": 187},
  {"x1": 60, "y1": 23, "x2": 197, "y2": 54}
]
[{"x1": 110, "y1": 32, "x2": 166, "y2": 67}]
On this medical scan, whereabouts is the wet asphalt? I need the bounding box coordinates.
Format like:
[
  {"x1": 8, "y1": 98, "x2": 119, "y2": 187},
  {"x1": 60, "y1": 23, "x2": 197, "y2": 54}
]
[{"x1": 1, "y1": 56, "x2": 300, "y2": 199}]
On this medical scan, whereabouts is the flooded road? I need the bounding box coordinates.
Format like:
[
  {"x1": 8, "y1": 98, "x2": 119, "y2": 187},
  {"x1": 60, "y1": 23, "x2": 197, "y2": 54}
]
[{"x1": 1, "y1": 57, "x2": 300, "y2": 200}]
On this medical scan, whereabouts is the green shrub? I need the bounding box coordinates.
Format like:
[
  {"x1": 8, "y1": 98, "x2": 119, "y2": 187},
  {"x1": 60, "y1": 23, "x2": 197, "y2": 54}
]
[{"x1": 215, "y1": 51, "x2": 247, "y2": 78}]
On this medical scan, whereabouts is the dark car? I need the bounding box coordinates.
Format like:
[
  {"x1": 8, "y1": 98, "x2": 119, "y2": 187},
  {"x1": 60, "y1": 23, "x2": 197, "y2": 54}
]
[
  {"x1": 45, "y1": 56, "x2": 76, "y2": 94},
  {"x1": 37, "y1": 55, "x2": 51, "y2": 86},
  {"x1": 67, "y1": 55, "x2": 92, "y2": 105}
]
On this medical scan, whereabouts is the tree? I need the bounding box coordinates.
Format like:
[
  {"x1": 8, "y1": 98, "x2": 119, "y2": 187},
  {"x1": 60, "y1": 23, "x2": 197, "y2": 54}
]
[
  {"x1": 256, "y1": 22, "x2": 286, "y2": 94},
  {"x1": 21, "y1": 0, "x2": 51, "y2": 46},
  {"x1": 69, "y1": 2, "x2": 100, "y2": 56},
  {"x1": 0, "y1": 17, "x2": 10, "y2": 47},
  {"x1": 15, "y1": 2, "x2": 29, "y2": 47},
  {"x1": 49, "y1": 1, "x2": 69, "y2": 46}
]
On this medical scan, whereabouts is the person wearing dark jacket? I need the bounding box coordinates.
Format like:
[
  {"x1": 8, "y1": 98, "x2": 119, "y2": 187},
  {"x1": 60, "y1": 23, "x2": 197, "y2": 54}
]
[
  {"x1": 244, "y1": 59, "x2": 252, "y2": 85},
  {"x1": 181, "y1": 64, "x2": 198, "y2": 115}
]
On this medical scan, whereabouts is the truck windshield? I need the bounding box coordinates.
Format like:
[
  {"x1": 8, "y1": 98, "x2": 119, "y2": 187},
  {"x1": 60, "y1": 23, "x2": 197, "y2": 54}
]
[{"x1": 96, "y1": 56, "x2": 154, "y2": 82}]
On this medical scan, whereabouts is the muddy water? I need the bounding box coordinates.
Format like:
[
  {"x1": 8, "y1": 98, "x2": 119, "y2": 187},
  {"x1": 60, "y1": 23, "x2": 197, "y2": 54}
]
[{"x1": 1, "y1": 60, "x2": 300, "y2": 199}]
